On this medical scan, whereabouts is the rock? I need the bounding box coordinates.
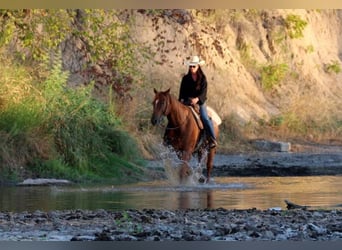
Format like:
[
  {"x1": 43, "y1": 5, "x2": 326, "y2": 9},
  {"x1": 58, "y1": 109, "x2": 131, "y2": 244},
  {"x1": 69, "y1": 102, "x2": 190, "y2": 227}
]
[
  {"x1": 307, "y1": 223, "x2": 327, "y2": 235},
  {"x1": 94, "y1": 231, "x2": 113, "y2": 241},
  {"x1": 252, "y1": 140, "x2": 291, "y2": 152},
  {"x1": 17, "y1": 178, "x2": 72, "y2": 186},
  {"x1": 285, "y1": 200, "x2": 309, "y2": 210},
  {"x1": 268, "y1": 207, "x2": 282, "y2": 211}
]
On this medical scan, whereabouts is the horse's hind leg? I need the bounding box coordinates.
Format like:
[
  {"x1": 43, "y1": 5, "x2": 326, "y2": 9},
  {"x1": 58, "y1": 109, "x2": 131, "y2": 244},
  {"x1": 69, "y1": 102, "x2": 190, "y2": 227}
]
[
  {"x1": 196, "y1": 149, "x2": 207, "y2": 183},
  {"x1": 206, "y1": 123, "x2": 219, "y2": 182},
  {"x1": 206, "y1": 148, "x2": 215, "y2": 183}
]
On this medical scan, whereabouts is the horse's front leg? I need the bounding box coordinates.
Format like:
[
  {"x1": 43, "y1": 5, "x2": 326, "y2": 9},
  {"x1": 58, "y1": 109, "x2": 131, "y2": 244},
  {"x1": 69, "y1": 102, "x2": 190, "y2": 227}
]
[{"x1": 179, "y1": 151, "x2": 192, "y2": 183}]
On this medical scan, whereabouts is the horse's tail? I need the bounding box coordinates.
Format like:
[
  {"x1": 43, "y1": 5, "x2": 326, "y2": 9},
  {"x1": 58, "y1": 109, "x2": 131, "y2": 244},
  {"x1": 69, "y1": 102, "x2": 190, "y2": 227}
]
[{"x1": 207, "y1": 106, "x2": 222, "y2": 125}]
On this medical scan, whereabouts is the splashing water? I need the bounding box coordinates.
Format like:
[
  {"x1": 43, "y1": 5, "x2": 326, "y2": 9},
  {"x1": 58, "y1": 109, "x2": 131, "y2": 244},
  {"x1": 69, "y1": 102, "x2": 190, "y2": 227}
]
[{"x1": 157, "y1": 144, "x2": 208, "y2": 186}]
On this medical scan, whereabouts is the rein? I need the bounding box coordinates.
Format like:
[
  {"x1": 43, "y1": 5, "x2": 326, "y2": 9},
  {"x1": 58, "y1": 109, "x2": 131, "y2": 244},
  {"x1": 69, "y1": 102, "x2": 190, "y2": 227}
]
[{"x1": 165, "y1": 113, "x2": 190, "y2": 130}]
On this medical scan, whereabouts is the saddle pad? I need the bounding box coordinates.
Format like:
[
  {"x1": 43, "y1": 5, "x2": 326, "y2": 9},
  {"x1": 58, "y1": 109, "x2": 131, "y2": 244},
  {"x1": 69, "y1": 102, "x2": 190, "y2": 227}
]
[{"x1": 207, "y1": 106, "x2": 222, "y2": 125}]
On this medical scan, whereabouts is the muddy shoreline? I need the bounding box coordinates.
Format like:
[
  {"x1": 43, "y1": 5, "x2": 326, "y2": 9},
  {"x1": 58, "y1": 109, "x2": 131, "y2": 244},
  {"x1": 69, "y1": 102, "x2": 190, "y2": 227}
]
[{"x1": 212, "y1": 151, "x2": 342, "y2": 177}]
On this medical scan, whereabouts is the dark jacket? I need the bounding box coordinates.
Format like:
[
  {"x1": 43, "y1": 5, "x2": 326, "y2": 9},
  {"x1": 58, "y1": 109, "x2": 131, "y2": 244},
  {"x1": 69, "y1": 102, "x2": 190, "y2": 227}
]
[{"x1": 178, "y1": 73, "x2": 207, "y2": 105}]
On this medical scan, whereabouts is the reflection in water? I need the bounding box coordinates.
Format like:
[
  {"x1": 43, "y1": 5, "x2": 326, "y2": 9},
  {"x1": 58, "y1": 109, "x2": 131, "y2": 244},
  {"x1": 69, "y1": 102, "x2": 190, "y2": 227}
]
[{"x1": 0, "y1": 176, "x2": 342, "y2": 212}]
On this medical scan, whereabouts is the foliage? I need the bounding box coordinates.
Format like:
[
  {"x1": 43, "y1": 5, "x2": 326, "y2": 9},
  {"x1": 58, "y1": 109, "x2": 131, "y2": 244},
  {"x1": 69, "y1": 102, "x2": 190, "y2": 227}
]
[
  {"x1": 0, "y1": 9, "x2": 74, "y2": 61},
  {"x1": 305, "y1": 45, "x2": 314, "y2": 54},
  {"x1": 0, "y1": 9, "x2": 141, "y2": 99},
  {"x1": 325, "y1": 60, "x2": 341, "y2": 74},
  {"x1": 237, "y1": 42, "x2": 258, "y2": 72},
  {"x1": 260, "y1": 63, "x2": 288, "y2": 90},
  {"x1": 269, "y1": 115, "x2": 284, "y2": 127},
  {"x1": 0, "y1": 54, "x2": 144, "y2": 184},
  {"x1": 284, "y1": 14, "x2": 308, "y2": 39},
  {"x1": 41, "y1": 54, "x2": 142, "y2": 179}
]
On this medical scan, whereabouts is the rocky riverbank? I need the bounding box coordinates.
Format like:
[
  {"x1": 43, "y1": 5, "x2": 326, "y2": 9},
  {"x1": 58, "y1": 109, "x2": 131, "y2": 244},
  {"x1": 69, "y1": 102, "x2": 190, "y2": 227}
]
[
  {"x1": 212, "y1": 151, "x2": 342, "y2": 177},
  {"x1": 2, "y1": 143, "x2": 342, "y2": 241},
  {"x1": 1, "y1": 208, "x2": 342, "y2": 241}
]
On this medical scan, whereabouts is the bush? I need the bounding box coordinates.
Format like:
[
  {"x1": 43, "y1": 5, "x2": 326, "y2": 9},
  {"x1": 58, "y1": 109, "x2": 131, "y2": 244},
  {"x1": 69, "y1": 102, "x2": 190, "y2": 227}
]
[
  {"x1": 260, "y1": 63, "x2": 288, "y2": 90},
  {"x1": 325, "y1": 60, "x2": 341, "y2": 74},
  {"x1": 0, "y1": 54, "x2": 144, "y2": 184},
  {"x1": 285, "y1": 14, "x2": 308, "y2": 39}
]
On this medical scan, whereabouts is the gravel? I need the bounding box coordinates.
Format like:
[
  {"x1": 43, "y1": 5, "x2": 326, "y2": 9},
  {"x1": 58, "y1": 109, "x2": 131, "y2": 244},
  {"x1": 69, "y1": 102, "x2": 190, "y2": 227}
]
[{"x1": 1, "y1": 208, "x2": 342, "y2": 241}]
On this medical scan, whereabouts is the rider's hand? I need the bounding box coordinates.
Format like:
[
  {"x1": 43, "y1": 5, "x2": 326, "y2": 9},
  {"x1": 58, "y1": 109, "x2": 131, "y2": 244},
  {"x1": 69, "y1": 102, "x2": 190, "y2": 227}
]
[{"x1": 190, "y1": 97, "x2": 199, "y2": 105}]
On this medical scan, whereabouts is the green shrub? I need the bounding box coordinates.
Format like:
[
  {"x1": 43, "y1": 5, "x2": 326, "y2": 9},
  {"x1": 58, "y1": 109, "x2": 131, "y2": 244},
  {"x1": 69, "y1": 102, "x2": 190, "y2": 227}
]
[
  {"x1": 260, "y1": 63, "x2": 288, "y2": 90},
  {"x1": 40, "y1": 55, "x2": 142, "y2": 180},
  {"x1": 269, "y1": 115, "x2": 284, "y2": 127},
  {"x1": 325, "y1": 60, "x2": 341, "y2": 74},
  {"x1": 0, "y1": 54, "x2": 144, "y2": 183},
  {"x1": 284, "y1": 14, "x2": 308, "y2": 39},
  {"x1": 305, "y1": 45, "x2": 314, "y2": 53}
]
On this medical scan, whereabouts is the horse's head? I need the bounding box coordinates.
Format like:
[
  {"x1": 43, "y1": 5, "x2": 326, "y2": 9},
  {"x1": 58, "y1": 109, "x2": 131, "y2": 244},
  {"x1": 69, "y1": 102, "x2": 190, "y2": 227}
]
[{"x1": 151, "y1": 88, "x2": 171, "y2": 126}]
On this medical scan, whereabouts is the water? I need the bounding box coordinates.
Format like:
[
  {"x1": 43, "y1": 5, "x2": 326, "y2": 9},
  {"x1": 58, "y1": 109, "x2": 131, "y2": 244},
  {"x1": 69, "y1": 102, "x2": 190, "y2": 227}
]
[
  {"x1": 1, "y1": 147, "x2": 341, "y2": 212},
  {"x1": 1, "y1": 176, "x2": 342, "y2": 212}
]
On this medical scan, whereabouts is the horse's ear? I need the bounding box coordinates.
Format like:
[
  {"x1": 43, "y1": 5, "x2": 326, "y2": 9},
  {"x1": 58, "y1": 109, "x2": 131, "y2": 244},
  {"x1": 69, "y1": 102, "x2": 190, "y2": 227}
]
[
  {"x1": 165, "y1": 88, "x2": 171, "y2": 94},
  {"x1": 154, "y1": 88, "x2": 158, "y2": 94}
]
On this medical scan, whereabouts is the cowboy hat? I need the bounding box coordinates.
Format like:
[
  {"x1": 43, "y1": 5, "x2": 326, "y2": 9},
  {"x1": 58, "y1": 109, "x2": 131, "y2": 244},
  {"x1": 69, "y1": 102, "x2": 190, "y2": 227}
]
[{"x1": 185, "y1": 55, "x2": 205, "y2": 66}]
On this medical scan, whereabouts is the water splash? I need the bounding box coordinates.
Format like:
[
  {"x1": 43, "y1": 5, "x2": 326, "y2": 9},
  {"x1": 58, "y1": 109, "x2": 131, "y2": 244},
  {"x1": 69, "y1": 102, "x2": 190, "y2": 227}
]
[{"x1": 156, "y1": 143, "x2": 208, "y2": 186}]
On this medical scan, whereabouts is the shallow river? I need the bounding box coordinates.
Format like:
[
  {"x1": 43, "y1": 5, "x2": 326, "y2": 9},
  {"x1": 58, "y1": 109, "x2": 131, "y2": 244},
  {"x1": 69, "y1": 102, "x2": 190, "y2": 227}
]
[{"x1": 1, "y1": 176, "x2": 342, "y2": 212}]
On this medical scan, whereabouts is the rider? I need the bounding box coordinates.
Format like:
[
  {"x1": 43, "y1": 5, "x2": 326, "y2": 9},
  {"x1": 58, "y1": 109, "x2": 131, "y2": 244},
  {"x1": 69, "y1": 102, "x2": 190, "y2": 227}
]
[{"x1": 178, "y1": 55, "x2": 217, "y2": 148}]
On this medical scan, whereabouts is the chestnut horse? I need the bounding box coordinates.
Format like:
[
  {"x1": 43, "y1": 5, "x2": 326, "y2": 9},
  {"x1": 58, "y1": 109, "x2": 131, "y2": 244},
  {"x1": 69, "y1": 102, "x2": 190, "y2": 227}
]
[{"x1": 151, "y1": 88, "x2": 220, "y2": 183}]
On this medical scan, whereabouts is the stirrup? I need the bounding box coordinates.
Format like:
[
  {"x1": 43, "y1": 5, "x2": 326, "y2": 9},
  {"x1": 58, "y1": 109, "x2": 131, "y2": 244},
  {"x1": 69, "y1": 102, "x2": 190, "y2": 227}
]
[{"x1": 209, "y1": 137, "x2": 217, "y2": 148}]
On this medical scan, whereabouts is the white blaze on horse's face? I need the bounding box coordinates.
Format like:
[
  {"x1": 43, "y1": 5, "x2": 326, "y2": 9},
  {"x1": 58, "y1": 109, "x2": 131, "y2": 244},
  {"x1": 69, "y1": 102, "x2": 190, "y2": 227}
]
[
  {"x1": 154, "y1": 97, "x2": 166, "y2": 113},
  {"x1": 151, "y1": 90, "x2": 170, "y2": 126},
  {"x1": 151, "y1": 96, "x2": 164, "y2": 126}
]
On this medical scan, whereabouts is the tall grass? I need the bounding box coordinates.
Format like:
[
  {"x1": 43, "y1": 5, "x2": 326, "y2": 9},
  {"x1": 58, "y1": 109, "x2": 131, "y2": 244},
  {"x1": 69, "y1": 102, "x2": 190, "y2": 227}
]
[
  {"x1": 248, "y1": 93, "x2": 342, "y2": 143},
  {"x1": 0, "y1": 54, "x2": 144, "y2": 184}
]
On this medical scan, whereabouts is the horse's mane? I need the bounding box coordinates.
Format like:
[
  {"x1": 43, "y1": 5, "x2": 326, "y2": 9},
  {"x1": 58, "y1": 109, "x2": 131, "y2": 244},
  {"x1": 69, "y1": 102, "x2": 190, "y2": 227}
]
[
  {"x1": 167, "y1": 92, "x2": 190, "y2": 115},
  {"x1": 163, "y1": 91, "x2": 192, "y2": 126}
]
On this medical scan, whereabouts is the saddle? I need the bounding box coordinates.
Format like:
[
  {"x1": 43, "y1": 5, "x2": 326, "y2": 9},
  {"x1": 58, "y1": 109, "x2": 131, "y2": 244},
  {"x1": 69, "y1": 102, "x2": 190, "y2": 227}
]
[
  {"x1": 187, "y1": 104, "x2": 222, "y2": 129},
  {"x1": 188, "y1": 105, "x2": 208, "y2": 152},
  {"x1": 188, "y1": 105, "x2": 204, "y2": 130}
]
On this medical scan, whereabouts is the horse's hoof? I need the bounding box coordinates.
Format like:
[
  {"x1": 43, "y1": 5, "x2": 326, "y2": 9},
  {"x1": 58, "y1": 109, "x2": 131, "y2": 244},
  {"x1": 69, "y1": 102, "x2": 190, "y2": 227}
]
[
  {"x1": 179, "y1": 162, "x2": 192, "y2": 178},
  {"x1": 198, "y1": 176, "x2": 206, "y2": 183}
]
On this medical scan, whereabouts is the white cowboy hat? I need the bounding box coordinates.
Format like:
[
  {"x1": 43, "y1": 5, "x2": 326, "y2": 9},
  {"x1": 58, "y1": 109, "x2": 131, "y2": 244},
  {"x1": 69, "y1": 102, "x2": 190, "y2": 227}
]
[{"x1": 185, "y1": 55, "x2": 205, "y2": 66}]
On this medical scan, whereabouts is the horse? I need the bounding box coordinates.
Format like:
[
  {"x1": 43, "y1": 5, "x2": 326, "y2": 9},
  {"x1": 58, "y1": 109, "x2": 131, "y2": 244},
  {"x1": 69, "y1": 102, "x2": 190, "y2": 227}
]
[{"x1": 150, "y1": 88, "x2": 220, "y2": 184}]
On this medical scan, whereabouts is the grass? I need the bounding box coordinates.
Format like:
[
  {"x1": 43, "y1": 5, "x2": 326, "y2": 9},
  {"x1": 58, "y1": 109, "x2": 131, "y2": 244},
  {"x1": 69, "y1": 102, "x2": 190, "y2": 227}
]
[
  {"x1": 0, "y1": 54, "x2": 145, "y2": 185},
  {"x1": 248, "y1": 98, "x2": 342, "y2": 143}
]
